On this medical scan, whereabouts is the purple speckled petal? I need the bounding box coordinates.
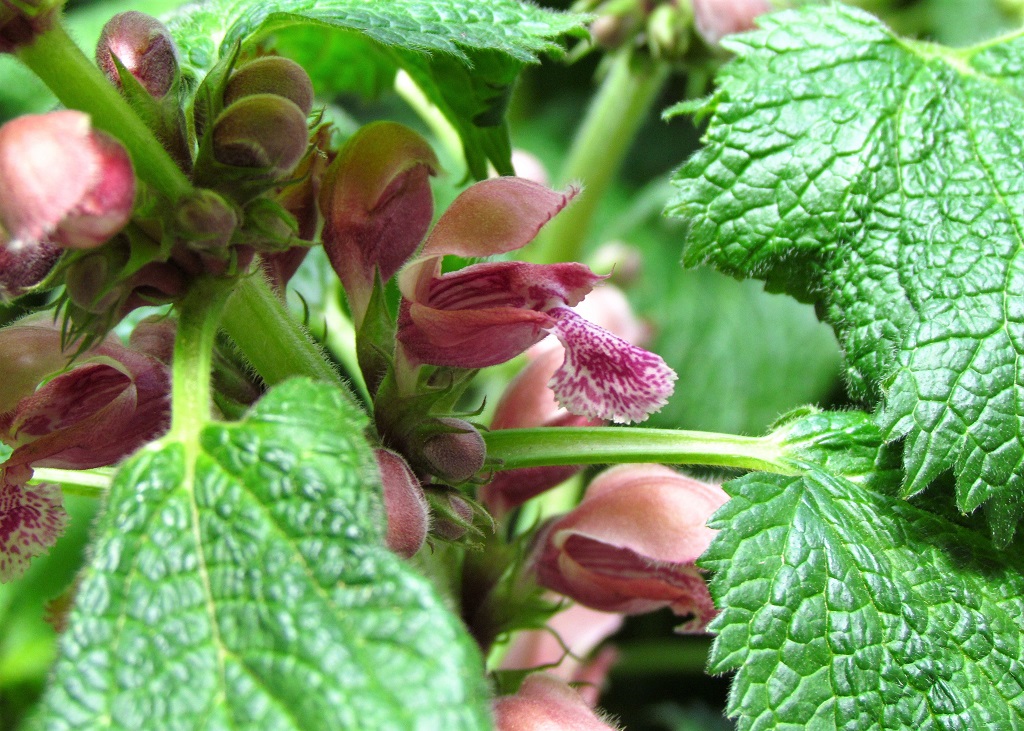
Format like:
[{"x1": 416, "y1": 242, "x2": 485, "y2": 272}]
[
  {"x1": 0, "y1": 479, "x2": 68, "y2": 583},
  {"x1": 547, "y1": 307, "x2": 676, "y2": 424}
]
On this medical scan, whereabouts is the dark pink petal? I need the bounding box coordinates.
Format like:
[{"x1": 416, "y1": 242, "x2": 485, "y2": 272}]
[
  {"x1": 0, "y1": 479, "x2": 68, "y2": 583},
  {"x1": 420, "y1": 178, "x2": 578, "y2": 259},
  {"x1": 547, "y1": 307, "x2": 676, "y2": 424},
  {"x1": 397, "y1": 300, "x2": 554, "y2": 369}
]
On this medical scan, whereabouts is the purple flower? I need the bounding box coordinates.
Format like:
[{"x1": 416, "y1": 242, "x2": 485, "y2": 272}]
[{"x1": 396, "y1": 177, "x2": 676, "y2": 423}]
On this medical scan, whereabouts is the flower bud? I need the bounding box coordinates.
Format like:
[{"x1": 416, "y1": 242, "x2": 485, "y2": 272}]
[
  {"x1": 96, "y1": 11, "x2": 178, "y2": 98},
  {"x1": 0, "y1": 238, "x2": 61, "y2": 301},
  {"x1": 64, "y1": 250, "x2": 123, "y2": 314},
  {"x1": 430, "y1": 491, "x2": 475, "y2": 541},
  {"x1": 320, "y1": 121, "x2": 438, "y2": 324},
  {"x1": 493, "y1": 674, "x2": 621, "y2": 731},
  {"x1": 421, "y1": 418, "x2": 486, "y2": 484},
  {"x1": 647, "y1": 1, "x2": 693, "y2": 61},
  {"x1": 211, "y1": 95, "x2": 309, "y2": 177},
  {"x1": 375, "y1": 449, "x2": 429, "y2": 558},
  {"x1": 0, "y1": 111, "x2": 135, "y2": 250},
  {"x1": 175, "y1": 188, "x2": 238, "y2": 252},
  {"x1": 225, "y1": 56, "x2": 314, "y2": 116},
  {"x1": 531, "y1": 465, "x2": 727, "y2": 631},
  {"x1": 693, "y1": 0, "x2": 771, "y2": 48}
]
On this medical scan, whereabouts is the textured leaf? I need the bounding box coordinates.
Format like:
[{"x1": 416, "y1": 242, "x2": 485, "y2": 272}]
[
  {"x1": 164, "y1": 0, "x2": 587, "y2": 178},
  {"x1": 668, "y1": 4, "x2": 1024, "y2": 540},
  {"x1": 29, "y1": 379, "x2": 491, "y2": 730},
  {"x1": 704, "y1": 465, "x2": 1024, "y2": 731}
]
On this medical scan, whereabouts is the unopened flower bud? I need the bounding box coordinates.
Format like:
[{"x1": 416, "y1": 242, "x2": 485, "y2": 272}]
[
  {"x1": 212, "y1": 95, "x2": 309, "y2": 177},
  {"x1": 493, "y1": 673, "x2": 621, "y2": 731},
  {"x1": 647, "y1": 2, "x2": 693, "y2": 61},
  {"x1": 64, "y1": 250, "x2": 123, "y2": 313},
  {"x1": 96, "y1": 11, "x2": 178, "y2": 98},
  {"x1": 175, "y1": 188, "x2": 238, "y2": 252},
  {"x1": 693, "y1": 0, "x2": 771, "y2": 49},
  {"x1": 225, "y1": 56, "x2": 314, "y2": 116},
  {"x1": 421, "y1": 418, "x2": 486, "y2": 484},
  {"x1": 0, "y1": 238, "x2": 61, "y2": 301},
  {"x1": 375, "y1": 449, "x2": 429, "y2": 558},
  {"x1": 0, "y1": 111, "x2": 135, "y2": 250},
  {"x1": 430, "y1": 492, "x2": 475, "y2": 541}
]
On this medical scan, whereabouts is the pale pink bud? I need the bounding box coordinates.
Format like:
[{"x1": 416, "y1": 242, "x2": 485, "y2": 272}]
[
  {"x1": 0, "y1": 479, "x2": 68, "y2": 583},
  {"x1": 693, "y1": 0, "x2": 772, "y2": 48},
  {"x1": 493, "y1": 674, "x2": 621, "y2": 731},
  {"x1": 212, "y1": 94, "x2": 309, "y2": 177},
  {"x1": 0, "y1": 111, "x2": 135, "y2": 250},
  {"x1": 320, "y1": 122, "x2": 438, "y2": 323},
  {"x1": 421, "y1": 418, "x2": 486, "y2": 485},
  {"x1": 532, "y1": 465, "x2": 728, "y2": 631},
  {"x1": 375, "y1": 449, "x2": 429, "y2": 558},
  {"x1": 96, "y1": 11, "x2": 179, "y2": 98},
  {"x1": 501, "y1": 602, "x2": 623, "y2": 705}
]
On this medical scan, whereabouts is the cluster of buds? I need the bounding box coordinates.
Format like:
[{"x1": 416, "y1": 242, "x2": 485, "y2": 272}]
[{"x1": 0, "y1": 317, "x2": 171, "y2": 581}]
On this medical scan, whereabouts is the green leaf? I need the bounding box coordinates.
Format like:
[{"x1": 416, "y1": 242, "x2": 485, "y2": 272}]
[
  {"x1": 704, "y1": 465, "x2": 1024, "y2": 730},
  {"x1": 667, "y1": 4, "x2": 1024, "y2": 540},
  {"x1": 29, "y1": 379, "x2": 491, "y2": 730},
  {"x1": 164, "y1": 0, "x2": 587, "y2": 178}
]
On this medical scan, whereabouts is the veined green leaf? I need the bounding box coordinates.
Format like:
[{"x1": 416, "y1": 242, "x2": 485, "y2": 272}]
[
  {"x1": 704, "y1": 465, "x2": 1024, "y2": 730},
  {"x1": 668, "y1": 4, "x2": 1024, "y2": 541},
  {"x1": 28, "y1": 379, "x2": 491, "y2": 730},
  {"x1": 164, "y1": 0, "x2": 587, "y2": 178}
]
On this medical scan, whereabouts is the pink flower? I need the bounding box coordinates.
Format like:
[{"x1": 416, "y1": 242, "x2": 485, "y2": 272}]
[
  {"x1": 492, "y1": 673, "x2": 621, "y2": 731},
  {"x1": 0, "y1": 319, "x2": 170, "y2": 473},
  {"x1": 396, "y1": 177, "x2": 676, "y2": 423},
  {"x1": 0, "y1": 111, "x2": 135, "y2": 251},
  {"x1": 501, "y1": 602, "x2": 623, "y2": 706},
  {"x1": 532, "y1": 464, "x2": 728, "y2": 631},
  {"x1": 693, "y1": 0, "x2": 772, "y2": 48},
  {"x1": 0, "y1": 478, "x2": 67, "y2": 583}
]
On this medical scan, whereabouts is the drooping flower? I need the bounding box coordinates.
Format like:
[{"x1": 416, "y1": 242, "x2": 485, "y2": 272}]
[
  {"x1": 0, "y1": 111, "x2": 135, "y2": 251},
  {"x1": 396, "y1": 177, "x2": 676, "y2": 424},
  {"x1": 0, "y1": 318, "x2": 170, "y2": 473},
  {"x1": 492, "y1": 673, "x2": 622, "y2": 731},
  {"x1": 374, "y1": 448, "x2": 429, "y2": 559},
  {"x1": 531, "y1": 464, "x2": 728, "y2": 632}
]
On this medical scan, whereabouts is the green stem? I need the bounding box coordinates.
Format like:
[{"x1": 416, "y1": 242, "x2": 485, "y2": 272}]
[
  {"x1": 170, "y1": 277, "x2": 233, "y2": 444},
  {"x1": 31, "y1": 467, "x2": 112, "y2": 498},
  {"x1": 528, "y1": 51, "x2": 669, "y2": 264},
  {"x1": 484, "y1": 427, "x2": 797, "y2": 475},
  {"x1": 222, "y1": 272, "x2": 358, "y2": 401},
  {"x1": 17, "y1": 19, "x2": 192, "y2": 201}
]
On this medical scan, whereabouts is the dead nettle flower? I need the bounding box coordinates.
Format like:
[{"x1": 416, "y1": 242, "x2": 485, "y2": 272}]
[
  {"x1": 396, "y1": 177, "x2": 676, "y2": 423},
  {"x1": 374, "y1": 448, "x2": 430, "y2": 558},
  {"x1": 319, "y1": 121, "x2": 439, "y2": 324},
  {"x1": 481, "y1": 286, "x2": 649, "y2": 516},
  {"x1": 0, "y1": 318, "x2": 170, "y2": 474},
  {"x1": 492, "y1": 673, "x2": 622, "y2": 731},
  {"x1": 500, "y1": 602, "x2": 623, "y2": 707},
  {"x1": 96, "y1": 11, "x2": 179, "y2": 98},
  {"x1": 693, "y1": 0, "x2": 773, "y2": 48},
  {"x1": 0, "y1": 111, "x2": 135, "y2": 251},
  {"x1": 531, "y1": 464, "x2": 728, "y2": 632}
]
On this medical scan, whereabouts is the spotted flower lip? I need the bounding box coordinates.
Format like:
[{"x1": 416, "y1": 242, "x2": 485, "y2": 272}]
[{"x1": 396, "y1": 176, "x2": 676, "y2": 424}]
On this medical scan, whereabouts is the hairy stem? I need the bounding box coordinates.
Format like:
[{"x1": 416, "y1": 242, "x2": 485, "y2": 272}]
[
  {"x1": 528, "y1": 51, "x2": 669, "y2": 264},
  {"x1": 484, "y1": 427, "x2": 797, "y2": 475},
  {"x1": 17, "y1": 20, "x2": 192, "y2": 202}
]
